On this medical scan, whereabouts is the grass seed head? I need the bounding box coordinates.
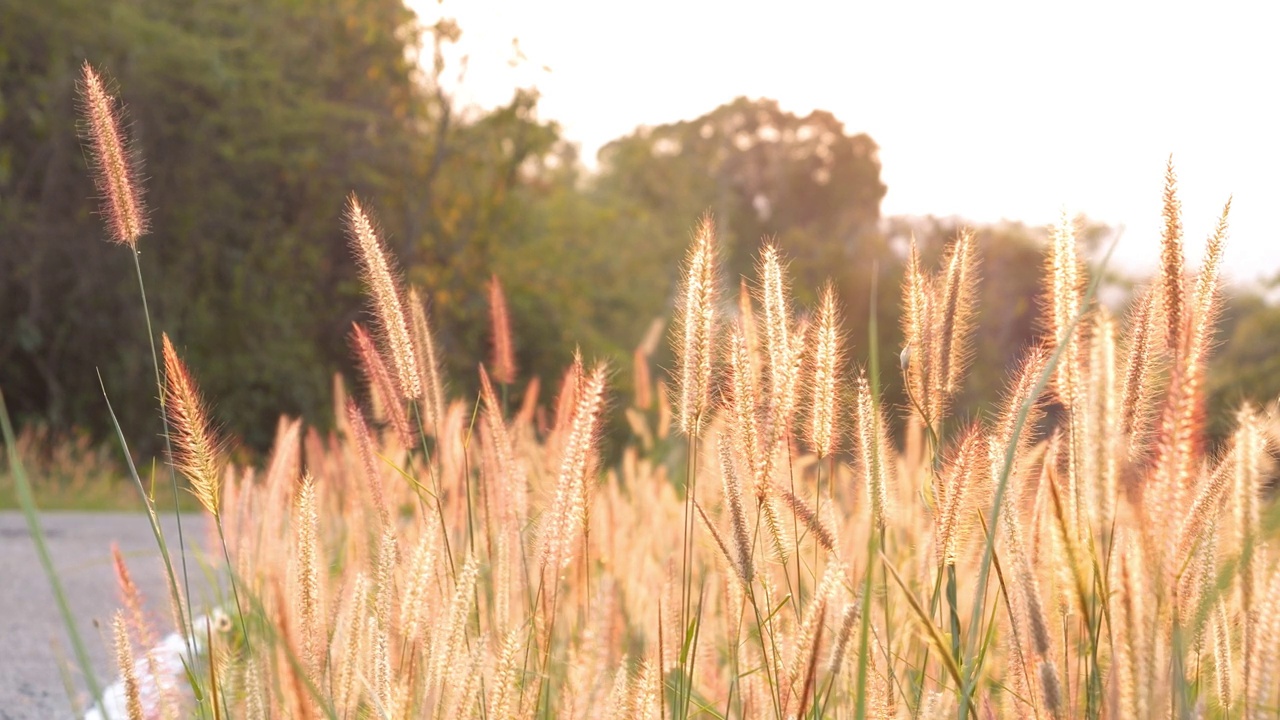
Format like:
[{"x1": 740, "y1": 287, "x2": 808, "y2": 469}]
[
  {"x1": 806, "y1": 282, "x2": 842, "y2": 458},
  {"x1": 111, "y1": 612, "x2": 146, "y2": 720},
  {"x1": 162, "y1": 334, "x2": 222, "y2": 518},
  {"x1": 938, "y1": 229, "x2": 978, "y2": 398},
  {"x1": 345, "y1": 195, "x2": 422, "y2": 401},
  {"x1": 1160, "y1": 156, "x2": 1186, "y2": 353},
  {"x1": 674, "y1": 214, "x2": 718, "y2": 436},
  {"x1": 349, "y1": 322, "x2": 412, "y2": 446},
  {"x1": 78, "y1": 62, "x2": 149, "y2": 248},
  {"x1": 407, "y1": 287, "x2": 446, "y2": 430},
  {"x1": 487, "y1": 274, "x2": 517, "y2": 385}
]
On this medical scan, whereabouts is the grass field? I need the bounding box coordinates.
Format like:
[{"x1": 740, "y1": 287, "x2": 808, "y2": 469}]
[{"x1": 7, "y1": 62, "x2": 1280, "y2": 720}]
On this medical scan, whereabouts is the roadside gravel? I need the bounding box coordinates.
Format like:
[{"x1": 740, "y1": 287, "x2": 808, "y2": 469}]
[{"x1": 0, "y1": 511, "x2": 209, "y2": 720}]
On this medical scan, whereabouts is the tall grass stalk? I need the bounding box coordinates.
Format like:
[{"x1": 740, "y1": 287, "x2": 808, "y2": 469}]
[
  {"x1": 78, "y1": 60, "x2": 198, "y2": 665},
  {"x1": 56, "y1": 94, "x2": 1280, "y2": 717},
  {"x1": 959, "y1": 236, "x2": 1119, "y2": 716}
]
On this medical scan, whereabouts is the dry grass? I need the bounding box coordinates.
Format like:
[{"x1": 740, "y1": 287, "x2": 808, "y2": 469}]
[
  {"x1": 56, "y1": 66, "x2": 1280, "y2": 720},
  {"x1": 0, "y1": 425, "x2": 185, "y2": 510}
]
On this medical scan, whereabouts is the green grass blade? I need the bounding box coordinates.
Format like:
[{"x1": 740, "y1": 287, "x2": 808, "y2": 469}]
[
  {"x1": 0, "y1": 390, "x2": 103, "y2": 705},
  {"x1": 881, "y1": 551, "x2": 963, "y2": 690},
  {"x1": 960, "y1": 234, "x2": 1120, "y2": 708},
  {"x1": 98, "y1": 370, "x2": 196, "y2": 663}
]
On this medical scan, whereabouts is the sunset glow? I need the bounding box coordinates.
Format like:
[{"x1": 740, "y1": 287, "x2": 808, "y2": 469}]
[{"x1": 431, "y1": 0, "x2": 1278, "y2": 282}]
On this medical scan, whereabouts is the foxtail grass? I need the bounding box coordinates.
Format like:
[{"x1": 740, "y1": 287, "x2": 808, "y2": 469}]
[{"x1": 43, "y1": 77, "x2": 1280, "y2": 719}]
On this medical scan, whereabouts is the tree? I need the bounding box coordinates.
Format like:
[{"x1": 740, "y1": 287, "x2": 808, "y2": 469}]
[
  {"x1": 1207, "y1": 290, "x2": 1280, "y2": 441},
  {"x1": 0, "y1": 0, "x2": 562, "y2": 451},
  {"x1": 586, "y1": 98, "x2": 894, "y2": 403},
  {"x1": 595, "y1": 97, "x2": 887, "y2": 287}
]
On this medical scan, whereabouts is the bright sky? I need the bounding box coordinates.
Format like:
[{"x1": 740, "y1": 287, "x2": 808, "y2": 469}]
[{"x1": 423, "y1": 0, "x2": 1279, "y2": 285}]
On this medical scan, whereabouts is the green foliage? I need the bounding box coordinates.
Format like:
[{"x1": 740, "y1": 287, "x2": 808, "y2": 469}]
[
  {"x1": 14, "y1": 0, "x2": 1274, "y2": 469},
  {"x1": 1208, "y1": 290, "x2": 1280, "y2": 438},
  {"x1": 0, "y1": 0, "x2": 562, "y2": 451},
  {"x1": 595, "y1": 97, "x2": 886, "y2": 284},
  {"x1": 2, "y1": 7, "x2": 901, "y2": 462},
  {"x1": 591, "y1": 97, "x2": 896, "y2": 392}
]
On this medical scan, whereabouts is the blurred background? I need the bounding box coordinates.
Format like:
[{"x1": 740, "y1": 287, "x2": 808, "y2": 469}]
[{"x1": 3, "y1": 0, "x2": 1279, "y2": 479}]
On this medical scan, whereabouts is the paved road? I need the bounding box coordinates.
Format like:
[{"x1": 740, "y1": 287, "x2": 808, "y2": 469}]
[{"x1": 0, "y1": 511, "x2": 209, "y2": 720}]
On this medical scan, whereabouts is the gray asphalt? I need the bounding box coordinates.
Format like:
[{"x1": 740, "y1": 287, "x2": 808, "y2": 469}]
[{"x1": 0, "y1": 511, "x2": 209, "y2": 720}]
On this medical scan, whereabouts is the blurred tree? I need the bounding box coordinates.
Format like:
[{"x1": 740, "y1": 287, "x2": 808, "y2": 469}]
[
  {"x1": 404, "y1": 87, "x2": 570, "y2": 389},
  {"x1": 595, "y1": 97, "x2": 887, "y2": 287},
  {"x1": 1207, "y1": 290, "x2": 1280, "y2": 441},
  {"x1": 0, "y1": 0, "x2": 566, "y2": 451},
  {"x1": 590, "y1": 97, "x2": 895, "y2": 400}
]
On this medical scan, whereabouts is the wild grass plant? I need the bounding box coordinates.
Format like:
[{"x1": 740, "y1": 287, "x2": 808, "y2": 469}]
[
  {"x1": 0, "y1": 424, "x2": 177, "y2": 510},
  {"x1": 6, "y1": 63, "x2": 1280, "y2": 719}
]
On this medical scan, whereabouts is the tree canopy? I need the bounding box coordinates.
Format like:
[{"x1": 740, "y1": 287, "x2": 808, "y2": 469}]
[
  {"x1": 1, "y1": 0, "x2": 564, "y2": 449},
  {"x1": 4, "y1": 0, "x2": 1278, "y2": 458}
]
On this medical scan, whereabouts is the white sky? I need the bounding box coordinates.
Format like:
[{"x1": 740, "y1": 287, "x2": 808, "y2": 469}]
[{"x1": 421, "y1": 0, "x2": 1280, "y2": 285}]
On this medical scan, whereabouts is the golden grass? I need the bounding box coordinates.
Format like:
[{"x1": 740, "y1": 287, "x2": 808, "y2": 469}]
[
  {"x1": 346, "y1": 195, "x2": 422, "y2": 402},
  {"x1": 674, "y1": 213, "x2": 718, "y2": 437},
  {"x1": 489, "y1": 275, "x2": 518, "y2": 386},
  {"x1": 161, "y1": 333, "x2": 221, "y2": 518},
  {"x1": 74, "y1": 83, "x2": 1280, "y2": 718},
  {"x1": 111, "y1": 612, "x2": 145, "y2": 720},
  {"x1": 78, "y1": 62, "x2": 148, "y2": 249}
]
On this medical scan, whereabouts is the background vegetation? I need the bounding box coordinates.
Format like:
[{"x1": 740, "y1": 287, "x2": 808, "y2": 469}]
[{"x1": 3, "y1": 0, "x2": 1280, "y2": 466}]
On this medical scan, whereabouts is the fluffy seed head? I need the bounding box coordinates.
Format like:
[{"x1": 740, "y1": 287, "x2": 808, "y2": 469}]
[
  {"x1": 718, "y1": 433, "x2": 753, "y2": 583},
  {"x1": 674, "y1": 214, "x2": 718, "y2": 436},
  {"x1": 480, "y1": 363, "x2": 529, "y2": 527},
  {"x1": 855, "y1": 372, "x2": 890, "y2": 530},
  {"x1": 162, "y1": 334, "x2": 221, "y2": 517},
  {"x1": 295, "y1": 474, "x2": 321, "y2": 677},
  {"x1": 781, "y1": 488, "x2": 835, "y2": 552},
  {"x1": 345, "y1": 398, "x2": 388, "y2": 527},
  {"x1": 78, "y1": 62, "x2": 149, "y2": 248},
  {"x1": 540, "y1": 363, "x2": 608, "y2": 572},
  {"x1": 901, "y1": 237, "x2": 927, "y2": 395},
  {"x1": 827, "y1": 602, "x2": 861, "y2": 675},
  {"x1": 1160, "y1": 157, "x2": 1186, "y2": 353},
  {"x1": 993, "y1": 346, "x2": 1050, "y2": 461},
  {"x1": 1232, "y1": 406, "x2": 1267, "y2": 582},
  {"x1": 758, "y1": 244, "x2": 796, "y2": 424},
  {"x1": 1040, "y1": 660, "x2": 1063, "y2": 717},
  {"x1": 937, "y1": 229, "x2": 978, "y2": 397},
  {"x1": 936, "y1": 427, "x2": 983, "y2": 567},
  {"x1": 1176, "y1": 446, "x2": 1233, "y2": 565},
  {"x1": 407, "y1": 287, "x2": 446, "y2": 430},
  {"x1": 785, "y1": 566, "x2": 838, "y2": 692},
  {"x1": 738, "y1": 278, "x2": 760, "y2": 361},
  {"x1": 349, "y1": 322, "x2": 412, "y2": 446},
  {"x1": 1048, "y1": 212, "x2": 1082, "y2": 400},
  {"x1": 807, "y1": 283, "x2": 842, "y2": 457},
  {"x1": 756, "y1": 250, "x2": 808, "y2": 466},
  {"x1": 112, "y1": 544, "x2": 156, "y2": 652},
  {"x1": 1185, "y1": 199, "x2": 1230, "y2": 374},
  {"x1": 1120, "y1": 289, "x2": 1157, "y2": 442},
  {"x1": 112, "y1": 612, "x2": 145, "y2": 720},
  {"x1": 488, "y1": 274, "x2": 517, "y2": 384},
  {"x1": 694, "y1": 501, "x2": 741, "y2": 584},
  {"x1": 345, "y1": 195, "x2": 422, "y2": 400},
  {"x1": 489, "y1": 628, "x2": 525, "y2": 718},
  {"x1": 434, "y1": 555, "x2": 480, "y2": 694},
  {"x1": 1214, "y1": 601, "x2": 1233, "y2": 711},
  {"x1": 727, "y1": 325, "x2": 765, "y2": 498}
]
